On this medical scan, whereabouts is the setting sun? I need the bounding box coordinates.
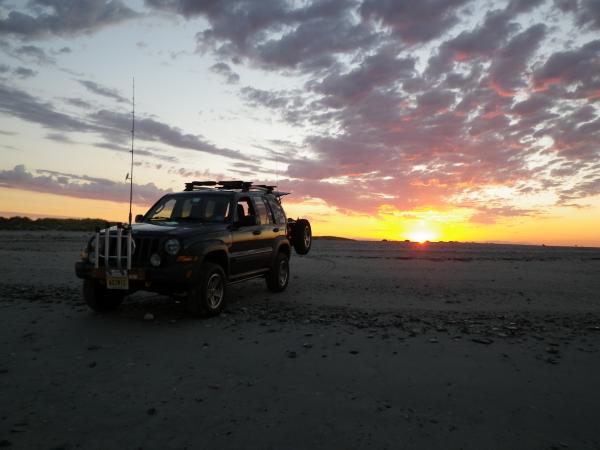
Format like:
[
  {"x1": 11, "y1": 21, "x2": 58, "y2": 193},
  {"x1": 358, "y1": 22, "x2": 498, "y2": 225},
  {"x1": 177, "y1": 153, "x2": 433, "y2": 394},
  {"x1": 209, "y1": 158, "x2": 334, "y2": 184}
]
[{"x1": 405, "y1": 230, "x2": 439, "y2": 243}]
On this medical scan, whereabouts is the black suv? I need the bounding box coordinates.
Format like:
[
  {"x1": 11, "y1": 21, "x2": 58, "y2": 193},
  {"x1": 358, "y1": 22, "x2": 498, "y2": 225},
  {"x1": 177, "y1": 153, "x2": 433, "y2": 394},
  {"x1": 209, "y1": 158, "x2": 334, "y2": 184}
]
[{"x1": 75, "y1": 181, "x2": 311, "y2": 316}]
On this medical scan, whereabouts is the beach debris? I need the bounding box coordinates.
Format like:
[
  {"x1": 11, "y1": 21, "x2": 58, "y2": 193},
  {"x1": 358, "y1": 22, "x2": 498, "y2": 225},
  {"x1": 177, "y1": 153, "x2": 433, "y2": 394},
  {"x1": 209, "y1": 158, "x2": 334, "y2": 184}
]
[
  {"x1": 349, "y1": 350, "x2": 359, "y2": 355},
  {"x1": 143, "y1": 312, "x2": 154, "y2": 321},
  {"x1": 87, "y1": 361, "x2": 97, "y2": 368},
  {"x1": 303, "y1": 343, "x2": 313, "y2": 349},
  {"x1": 285, "y1": 350, "x2": 297, "y2": 358},
  {"x1": 429, "y1": 338, "x2": 439, "y2": 343},
  {"x1": 147, "y1": 407, "x2": 156, "y2": 416},
  {"x1": 471, "y1": 338, "x2": 493, "y2": 345},
  {"x1": 86, "y1": 344, "x2": 101, "y2": 351},
  {"x1": 0, "y1": 439, "x2": 11, "y2": 447}
]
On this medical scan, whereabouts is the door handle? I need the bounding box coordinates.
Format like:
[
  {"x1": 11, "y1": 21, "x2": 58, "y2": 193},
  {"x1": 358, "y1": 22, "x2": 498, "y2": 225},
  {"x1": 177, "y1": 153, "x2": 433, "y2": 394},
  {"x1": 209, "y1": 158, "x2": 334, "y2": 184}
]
[
  {"x1": 253, "y1": 230, "x2": 261, "y2": 235},
  {"x1": 273, "y1": 227, "x2": 279, "y2": 232}
]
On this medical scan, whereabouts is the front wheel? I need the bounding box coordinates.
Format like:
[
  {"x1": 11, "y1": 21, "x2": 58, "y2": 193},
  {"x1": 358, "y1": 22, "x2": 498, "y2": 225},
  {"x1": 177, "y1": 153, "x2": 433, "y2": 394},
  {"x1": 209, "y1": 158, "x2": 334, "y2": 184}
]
[
  {"x1": 83, "y1": 279, "x2": 126, "y2": 312},
  {"x1": 266, "y1": 252, "x2": 290, "y2": 292},
  {"x1": 187, "y1": 262, "x2": 227, "y2": 317}
]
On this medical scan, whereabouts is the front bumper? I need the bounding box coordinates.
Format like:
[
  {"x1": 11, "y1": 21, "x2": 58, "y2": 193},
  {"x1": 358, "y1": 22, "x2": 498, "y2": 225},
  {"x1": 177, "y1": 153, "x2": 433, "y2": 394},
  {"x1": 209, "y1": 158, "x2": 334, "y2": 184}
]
[{"x1": 75, "y1": 261, "x2": 198, "y2": 288}]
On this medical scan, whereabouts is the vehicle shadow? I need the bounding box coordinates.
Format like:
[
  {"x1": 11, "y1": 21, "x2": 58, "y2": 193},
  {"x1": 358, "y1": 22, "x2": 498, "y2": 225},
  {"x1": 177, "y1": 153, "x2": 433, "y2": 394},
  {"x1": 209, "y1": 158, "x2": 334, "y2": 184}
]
[{"x1": 114, "y1": 277, "x2": 273, "y2": 323}]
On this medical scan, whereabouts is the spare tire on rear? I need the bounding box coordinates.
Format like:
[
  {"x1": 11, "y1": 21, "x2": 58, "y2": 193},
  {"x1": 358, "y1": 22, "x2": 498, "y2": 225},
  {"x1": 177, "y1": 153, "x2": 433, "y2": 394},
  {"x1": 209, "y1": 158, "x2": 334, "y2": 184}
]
[{"x1": 292, "y1": 218, "x2": 311, "y2": 255}]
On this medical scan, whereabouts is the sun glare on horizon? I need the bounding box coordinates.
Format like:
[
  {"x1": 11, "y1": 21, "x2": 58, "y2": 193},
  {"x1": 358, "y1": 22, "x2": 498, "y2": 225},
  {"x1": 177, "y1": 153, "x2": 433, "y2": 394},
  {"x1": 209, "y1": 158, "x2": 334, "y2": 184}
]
[{"x1": 405, "y1": 230, "x2": 439, "y2": 243}]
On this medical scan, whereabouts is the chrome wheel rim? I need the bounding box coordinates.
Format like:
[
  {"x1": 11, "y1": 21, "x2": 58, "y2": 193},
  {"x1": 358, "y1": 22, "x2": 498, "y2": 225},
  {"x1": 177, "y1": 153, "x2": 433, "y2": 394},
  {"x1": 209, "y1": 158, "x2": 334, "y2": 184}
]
[
  {"x1": 278, "y1": 258, "x2": 289, "y2": 286},
  {"x1": 206, "y1": 273, "x2": 224, "y2": 309},
  {"x1": 303, "y1": 226, "x2": 311, "y2": 248}
]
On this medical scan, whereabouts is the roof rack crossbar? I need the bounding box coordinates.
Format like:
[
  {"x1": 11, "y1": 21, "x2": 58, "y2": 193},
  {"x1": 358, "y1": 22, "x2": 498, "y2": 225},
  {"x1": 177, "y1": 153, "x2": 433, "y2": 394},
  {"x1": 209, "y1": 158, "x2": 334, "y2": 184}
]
[
  {"x1": 184, "y1": 181, "x2": 217, "y2": 191},
  {"x1": 183, "y1": 180, "x2": 284, "y2": 194}
]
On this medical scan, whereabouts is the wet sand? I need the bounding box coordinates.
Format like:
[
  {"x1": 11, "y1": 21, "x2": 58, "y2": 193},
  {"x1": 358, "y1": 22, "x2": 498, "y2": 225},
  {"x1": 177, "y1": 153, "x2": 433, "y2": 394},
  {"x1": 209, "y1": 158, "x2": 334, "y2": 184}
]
[{"x1": 1, "y1": 231, "x2": 599, "y2": 449}]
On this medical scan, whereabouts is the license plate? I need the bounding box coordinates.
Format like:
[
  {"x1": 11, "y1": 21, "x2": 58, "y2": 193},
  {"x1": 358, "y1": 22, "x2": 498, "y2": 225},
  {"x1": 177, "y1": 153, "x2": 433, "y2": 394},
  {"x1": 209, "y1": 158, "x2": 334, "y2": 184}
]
[{"x1": 106, "y1": 270, "x2": 129, "y2": 290}]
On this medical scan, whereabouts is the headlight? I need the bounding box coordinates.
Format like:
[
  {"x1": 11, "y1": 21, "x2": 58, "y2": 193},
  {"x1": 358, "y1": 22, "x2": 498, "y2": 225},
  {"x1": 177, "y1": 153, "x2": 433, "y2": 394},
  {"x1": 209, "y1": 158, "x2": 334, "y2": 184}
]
[
  {"x1": 164, "y1": 239, "x2": 180, "y2": 255},
  {"x1": 150, "y1": 253, "x2": 162, "y2": 267}
]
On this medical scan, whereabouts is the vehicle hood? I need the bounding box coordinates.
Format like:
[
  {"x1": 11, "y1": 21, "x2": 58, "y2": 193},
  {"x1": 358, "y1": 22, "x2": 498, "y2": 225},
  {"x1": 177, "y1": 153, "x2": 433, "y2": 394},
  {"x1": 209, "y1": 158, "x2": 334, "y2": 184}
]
[{"x1": 101, "y1": 222, "x2": 228, "y2": 238}]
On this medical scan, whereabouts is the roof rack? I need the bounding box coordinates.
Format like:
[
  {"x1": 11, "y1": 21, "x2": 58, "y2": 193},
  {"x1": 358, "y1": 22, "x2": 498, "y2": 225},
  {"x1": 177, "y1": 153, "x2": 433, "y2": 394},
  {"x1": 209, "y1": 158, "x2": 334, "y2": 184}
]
[{"x1": 184, "y1": 180, "x2": 278, "y2": 193}]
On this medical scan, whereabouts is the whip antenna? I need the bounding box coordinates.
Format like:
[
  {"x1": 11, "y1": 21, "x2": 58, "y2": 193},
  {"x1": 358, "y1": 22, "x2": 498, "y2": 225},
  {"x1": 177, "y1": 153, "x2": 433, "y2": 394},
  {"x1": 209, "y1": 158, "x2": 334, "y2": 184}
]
[{"x1": 128, "y1": 77, "x2": 135, "y2": 226}]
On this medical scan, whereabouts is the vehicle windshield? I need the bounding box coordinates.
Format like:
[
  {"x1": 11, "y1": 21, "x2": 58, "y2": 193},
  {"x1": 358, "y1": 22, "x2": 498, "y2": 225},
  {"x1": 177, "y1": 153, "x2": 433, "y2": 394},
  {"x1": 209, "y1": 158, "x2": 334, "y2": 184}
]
[{"x1": 144, "y1": 194, "x2": 232, "y2": 224}]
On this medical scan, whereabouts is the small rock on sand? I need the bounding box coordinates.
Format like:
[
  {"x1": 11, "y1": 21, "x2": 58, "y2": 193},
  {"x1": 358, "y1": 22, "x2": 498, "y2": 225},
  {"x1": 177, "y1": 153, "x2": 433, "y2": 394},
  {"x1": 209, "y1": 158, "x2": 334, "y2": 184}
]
[{"x1": 144, "y1": 313, "x2": 154, "y2": 321}]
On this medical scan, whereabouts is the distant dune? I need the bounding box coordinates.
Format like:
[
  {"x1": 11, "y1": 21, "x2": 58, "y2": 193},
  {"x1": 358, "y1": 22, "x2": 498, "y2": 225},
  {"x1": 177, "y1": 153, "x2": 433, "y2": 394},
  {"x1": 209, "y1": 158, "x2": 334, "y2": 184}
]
[
  {"x1": 0, "y1": 216, "x2": 114, "y2": 232},
  {"x1": 312, "y1": 235, "x2": 356, "y2": 241}
]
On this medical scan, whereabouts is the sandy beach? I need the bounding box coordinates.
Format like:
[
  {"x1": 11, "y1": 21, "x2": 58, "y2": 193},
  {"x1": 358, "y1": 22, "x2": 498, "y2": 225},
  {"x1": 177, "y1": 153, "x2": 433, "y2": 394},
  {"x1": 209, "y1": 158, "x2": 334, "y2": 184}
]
[{"x1": 1, "y1": 231, "x2": 599, "y2": 449}]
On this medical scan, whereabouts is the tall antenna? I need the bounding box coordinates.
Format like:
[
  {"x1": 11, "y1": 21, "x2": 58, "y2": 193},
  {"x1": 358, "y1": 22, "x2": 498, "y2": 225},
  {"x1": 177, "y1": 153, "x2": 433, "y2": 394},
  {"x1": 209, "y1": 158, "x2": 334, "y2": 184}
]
[
  {"x1": 275, "y1": 151, "x2": 279, "y2": 187},
  {"x1": 128, "y1": 77, "x2": 135, "y2": 226}
]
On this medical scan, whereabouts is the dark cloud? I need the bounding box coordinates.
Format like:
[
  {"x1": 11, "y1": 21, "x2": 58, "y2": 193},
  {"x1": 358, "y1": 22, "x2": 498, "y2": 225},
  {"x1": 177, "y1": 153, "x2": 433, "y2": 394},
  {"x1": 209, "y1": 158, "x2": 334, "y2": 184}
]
[
  {"x1": 554, "y1": 0, "x2": 578, "y2": 12},
  {"x1": 0, "y1": 165, "x2": 170, "y2": 205},
  {"x1": 428, "y1": 9, "x2": 518, "y2": 75},
  {"x1": 90, "y1": 109, "x2": 253, "y2": 161},
  {"x1": 578, "y1": 0, "x2": 600, "y2": 28},
  {"x1": 511, "y1": 94, "x2": 553, "y2": 116},
  {"x1": 489, "y1": 23, "x2": 546, "y2": 94},
  {"x1": 505, "y1": 0, "x2": 545, "y2": 13},
  {"x1": 147, "y1": 0, "x2": 372, "y2": 72},
  {"x1": 240, "y1": 86, "x2": 297, "y2": 110},
  {"x1": 13, "y1": 44, "x2": 54, "y2": 64},
  {"x1": 0, "y1": 83, "x2": 254, "y2": 162},
  {"x1": 209, "y1": 62, "x2": 240, "y2": 84},
  {"x1": 310, "y1": 51, "x2": 415, "y2": 104},
  {"x1": 360, "y1": 0, "x2": 469, "y2": 43},
  {"x1": 45, "y1": 132, "x2": 73, "y2": 143},
  {"x1": 62, "y1": 97, "x2": 94, "y2": 109},
  {"x1": 78, "y1": 79, "x2": 128, "y2": 103},
  {"x1": 0, "y1": 0, "x2": 139, "y2": 38},
  {"x1": 0, "y1": 83, "x2": 91, "y2": 132},
  {"x1": 92, "y1": 142, "x2": 179, "y2": 163},
  {"x1": 533, "y1": 39, "x2": 600, "y2": 100},
  {"x1": 13, "y1": 66, "x2": 37, "y2": 78},
  {"x1": 253, "y1": 13, "x2": 375, "y2": 71}
]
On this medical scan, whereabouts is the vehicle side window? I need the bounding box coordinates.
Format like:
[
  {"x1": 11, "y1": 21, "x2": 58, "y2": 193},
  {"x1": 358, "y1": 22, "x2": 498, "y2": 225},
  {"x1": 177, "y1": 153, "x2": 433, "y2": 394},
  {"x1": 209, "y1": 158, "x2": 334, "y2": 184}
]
[
  {"x1": 266, "y1": 197, "x2": 286, "y2": 225},
  {"x1": 253, "y1": 197, "x2": 273, "y2": 225},
  {"x1": 236, "y1": 197, "x2": 255, "y2": 221}
]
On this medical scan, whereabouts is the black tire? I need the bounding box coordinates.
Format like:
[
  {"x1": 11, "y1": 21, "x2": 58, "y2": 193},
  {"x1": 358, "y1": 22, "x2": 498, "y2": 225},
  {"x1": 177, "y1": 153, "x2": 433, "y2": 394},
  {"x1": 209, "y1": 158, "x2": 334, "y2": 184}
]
[
  {"x1": 83, "y1": 279, "x2": 126, "y2": 312},
  {"x1": 292, "y1": 219, "x2": 312, "y2": 255},
  {"x1": 187, "y1": 262, "x2": 227, "y2": 317},
  {"x1": 266, "y1": 252, "x2": 290, "y2": 292}
]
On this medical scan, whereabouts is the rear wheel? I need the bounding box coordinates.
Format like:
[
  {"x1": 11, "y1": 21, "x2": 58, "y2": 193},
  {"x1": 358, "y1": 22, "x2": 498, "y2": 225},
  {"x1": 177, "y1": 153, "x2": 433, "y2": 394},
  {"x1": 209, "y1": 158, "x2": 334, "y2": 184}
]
[
  {"x1": 187, "y1": 262, "x2": 226, "y2": 316},
  {"x1": 266, "y1": 252, "x2": 290, "y2": 292},
  {"x1": 292, "y1": 219, "x2": 312, "y2": 255},
  {"x1": 83, "y1": 279, "x2": 126, "y2": 312}
]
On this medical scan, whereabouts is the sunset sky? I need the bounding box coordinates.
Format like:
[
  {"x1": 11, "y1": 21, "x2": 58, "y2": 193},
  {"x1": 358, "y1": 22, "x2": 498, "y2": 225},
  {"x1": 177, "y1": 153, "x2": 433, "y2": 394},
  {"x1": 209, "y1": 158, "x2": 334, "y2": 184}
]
[{"x1": 1, "y1": 0, "x2": 599, "y2": 245}]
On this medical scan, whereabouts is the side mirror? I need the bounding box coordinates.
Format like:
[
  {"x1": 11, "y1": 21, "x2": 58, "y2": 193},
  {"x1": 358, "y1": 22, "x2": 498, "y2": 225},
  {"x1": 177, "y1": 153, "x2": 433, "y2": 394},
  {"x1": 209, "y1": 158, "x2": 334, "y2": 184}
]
[
  {"x1": 236, "y1": 215, "x2": 259, "y2": 227},
  {"x1": 135, "y1": 214, "x2": 144, "y2": 223}
]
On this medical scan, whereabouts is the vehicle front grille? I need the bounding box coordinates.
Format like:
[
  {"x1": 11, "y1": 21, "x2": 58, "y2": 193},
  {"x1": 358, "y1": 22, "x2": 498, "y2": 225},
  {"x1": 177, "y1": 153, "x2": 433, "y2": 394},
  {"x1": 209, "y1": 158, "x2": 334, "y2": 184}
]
[
  {"x1": 96, "y1": 230, "x2": 161, "y2": 269},
  {"x1": 131, "y1": 237, "x2": 160, "y2": 267}
]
